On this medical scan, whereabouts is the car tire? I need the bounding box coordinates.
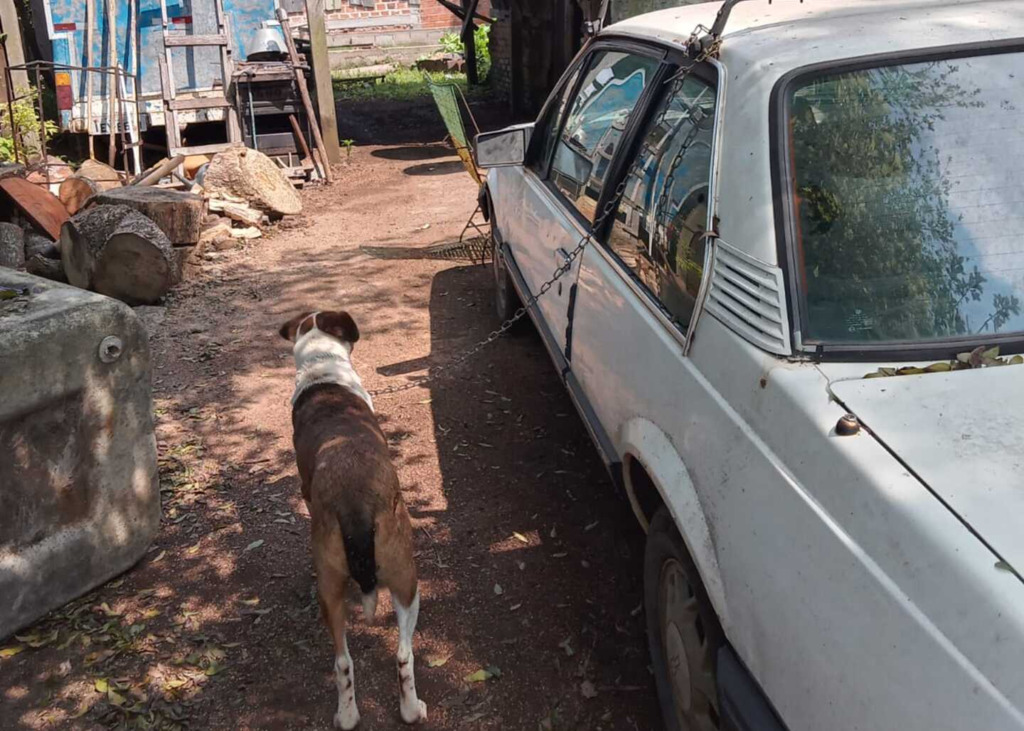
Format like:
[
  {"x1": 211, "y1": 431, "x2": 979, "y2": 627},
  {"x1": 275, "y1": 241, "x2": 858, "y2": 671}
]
[
  {"x1": 645, "y1": 506, "x2": 724, "y2": 731},
  {"x1": 492, "y1": 237, "x2": 526, "y2": 328}
]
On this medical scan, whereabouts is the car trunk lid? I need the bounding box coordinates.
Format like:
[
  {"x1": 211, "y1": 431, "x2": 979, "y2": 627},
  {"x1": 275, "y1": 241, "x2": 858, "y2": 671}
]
[{"x1": 829, "y1": 365, "x2": 1024, "y2": 575}]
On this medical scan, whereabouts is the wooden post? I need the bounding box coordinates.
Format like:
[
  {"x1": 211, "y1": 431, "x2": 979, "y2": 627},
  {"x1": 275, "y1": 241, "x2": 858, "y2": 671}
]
[
  {"x1": 0, "y1": 0, "x2": 28, "y2": 93},
  {"x1": 461, "y1": 0, "x2": 479, "y2": 85},
  {"x1": 85, "y1": 0, "x2": 95, "y2": 157},
  {"x1": 106, "y1": 0, "x2": 116, "y2": 167},
  {"x1": 301, "y1": 0, "x2": 341, "y2": 165}
]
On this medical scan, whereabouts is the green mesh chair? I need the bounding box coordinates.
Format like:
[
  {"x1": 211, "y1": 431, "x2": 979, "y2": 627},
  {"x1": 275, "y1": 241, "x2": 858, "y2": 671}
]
[{"x1": 425, "y1": 74, "x2": 491, "y2": 260}]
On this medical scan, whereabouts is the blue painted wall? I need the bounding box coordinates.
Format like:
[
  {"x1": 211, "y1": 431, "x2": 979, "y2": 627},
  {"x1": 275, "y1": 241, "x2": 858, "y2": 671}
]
[{"x1": 45, "y1": 0, "x2": 276, "y2": 114}]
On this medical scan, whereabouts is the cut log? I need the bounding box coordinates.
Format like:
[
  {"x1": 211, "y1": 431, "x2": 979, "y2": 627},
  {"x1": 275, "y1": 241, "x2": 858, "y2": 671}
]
[
  {"x1": 208, "y1": 198, "x2": 263, "y2": 227},
  {"x1": 0, "y1": 222, "x2": 26, "y2": 269},
  {"x1": 0, "y1": 176, "x2": 69, "y2": 239},
  {"x1": 24, "y1": 232, "x2": 60, "y2": 260},
  {"x1": 76, "y1": 159, "x2": 123, "y2": 191},
  {"x1": 61, "y1": 204, "x2": 175, "y2": 305},
  {"x1": 202, "y1": 148, "x2": 302, "y2": 216},
  {"x1": 26, "y1": 253, "x2": 67, "y2": 282},
  {"x1": 59, "y1": 175, "x2": 101, "y2": 215},
  {"x1": 89, "y1": 186, "x2": 205, "y2": 244}
]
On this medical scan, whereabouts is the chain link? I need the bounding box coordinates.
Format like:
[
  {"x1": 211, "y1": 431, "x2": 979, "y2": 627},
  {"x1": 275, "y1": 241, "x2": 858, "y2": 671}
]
[{"x1": 370, "y1": 32, "x2": 718, "y2": 399}]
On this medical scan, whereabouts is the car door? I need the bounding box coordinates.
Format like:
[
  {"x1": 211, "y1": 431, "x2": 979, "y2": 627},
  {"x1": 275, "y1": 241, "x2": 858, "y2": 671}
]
[
  {"x1": 567, "y1": 60, "x2": 719, "y2": 471},
  {"x1": 503, "y1": 42, "x2": 665, "y2": 367}
]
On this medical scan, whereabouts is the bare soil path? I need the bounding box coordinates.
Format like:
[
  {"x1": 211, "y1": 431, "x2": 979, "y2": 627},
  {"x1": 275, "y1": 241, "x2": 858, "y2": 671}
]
[{"x1": 1, "y1": 141, "x2": 659, "y2": 730}]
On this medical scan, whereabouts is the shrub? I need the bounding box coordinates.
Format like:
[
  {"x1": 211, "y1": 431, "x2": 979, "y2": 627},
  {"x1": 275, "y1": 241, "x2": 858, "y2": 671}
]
[
  {"x1": 0, "y1": 86, "x2": 58, "y2": 163},
  {"x1": 438, "y1": 23, "x2": 491, "y2": 81}
]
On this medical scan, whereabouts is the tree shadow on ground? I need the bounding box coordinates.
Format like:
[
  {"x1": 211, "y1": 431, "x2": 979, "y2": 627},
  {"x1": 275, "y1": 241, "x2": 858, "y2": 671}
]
[{"x1": 0, "y1": 144, "x2": 658, "y2": 730}]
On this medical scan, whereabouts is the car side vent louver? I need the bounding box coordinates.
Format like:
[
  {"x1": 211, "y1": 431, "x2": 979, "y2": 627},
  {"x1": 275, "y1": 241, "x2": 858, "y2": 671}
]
[{"x1": 704, "y1": 241, "x2": 791, "y2": 356}]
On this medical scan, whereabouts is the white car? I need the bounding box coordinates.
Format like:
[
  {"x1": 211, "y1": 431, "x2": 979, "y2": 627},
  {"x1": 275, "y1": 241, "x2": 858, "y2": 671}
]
[{"x1": 476, "y1": 1, "x2": 1024, "y2": 730}]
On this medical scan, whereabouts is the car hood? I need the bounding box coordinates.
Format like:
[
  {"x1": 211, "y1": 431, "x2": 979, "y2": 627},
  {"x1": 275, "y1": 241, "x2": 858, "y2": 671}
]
[{"x1": 829, "y1": 365, "x2": 1024, "y2": 576}]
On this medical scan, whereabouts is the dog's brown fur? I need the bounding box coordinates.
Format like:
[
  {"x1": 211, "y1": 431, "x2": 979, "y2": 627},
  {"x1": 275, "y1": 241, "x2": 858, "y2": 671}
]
[
  {"x1": 281, "y1": 310, "x2": 423, "y2": 727},
  {"x1": 292, "y1": 382, "x2": 418, "y2": 621}
]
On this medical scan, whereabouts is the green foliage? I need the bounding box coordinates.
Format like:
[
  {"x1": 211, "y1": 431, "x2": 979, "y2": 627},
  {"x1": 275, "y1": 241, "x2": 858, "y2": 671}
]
[
  {"x1": 438, "y1": 23, "x2": 491, "y2": 81},
  {"x1": 332, "y1": 68, "x2": 485, "y2": 103},
  {"x1": 438, "y1": 31, "x2": 463, "y2": 56},
  {"x1": 0, "y1": 86, "x2": 58, "y2": 163}
]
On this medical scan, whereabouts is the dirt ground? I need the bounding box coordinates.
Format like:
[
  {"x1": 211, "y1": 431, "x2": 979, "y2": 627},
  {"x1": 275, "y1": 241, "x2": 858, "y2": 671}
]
[{"x1": 1, "y1": 106, "x2": 660, "y2": 730}]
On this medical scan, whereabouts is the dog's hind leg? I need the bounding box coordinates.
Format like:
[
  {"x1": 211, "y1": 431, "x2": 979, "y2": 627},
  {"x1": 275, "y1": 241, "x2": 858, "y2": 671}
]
[
  {"x1": 322, "y1": 583, "x2": 360, "y2": 729},
  {"x1": 376, "y1": 494, "x2": 427, "y2": 724},
  {"x1": 393, "y1": 588, "x2": 427, "y2": 724},
  {"x1": 314, "y1": 523, "x2": 360, "y2": 729}
]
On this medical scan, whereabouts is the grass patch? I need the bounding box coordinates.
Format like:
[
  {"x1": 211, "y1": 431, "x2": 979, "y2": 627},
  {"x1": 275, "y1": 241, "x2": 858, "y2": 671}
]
[{"x1": 332, "y1": 68, "x2": 488, "y2": 103}]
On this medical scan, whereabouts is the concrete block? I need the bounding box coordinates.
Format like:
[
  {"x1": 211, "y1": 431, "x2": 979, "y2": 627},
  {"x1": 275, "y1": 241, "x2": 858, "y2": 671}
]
[{"x1": 0, "y1": 271, "x2": 160, "y2": 639}]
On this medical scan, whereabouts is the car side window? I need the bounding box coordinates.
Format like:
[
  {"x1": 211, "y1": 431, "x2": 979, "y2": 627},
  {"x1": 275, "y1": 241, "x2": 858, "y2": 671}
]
[
  {"x1": 529, "y1": 64, "x2": 585, "y2": 177},
  {"x1": 549, "y1": 51, "x2": 661, "y2": 222},
  {"x1": 607, "y1": 74, "x2": 716, "y2": 331}
]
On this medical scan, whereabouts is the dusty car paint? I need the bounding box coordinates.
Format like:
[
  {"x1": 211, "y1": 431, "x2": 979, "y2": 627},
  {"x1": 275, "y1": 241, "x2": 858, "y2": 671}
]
[{"x1": 486, "y1": 1, "x2": 1024, "y2": 729}]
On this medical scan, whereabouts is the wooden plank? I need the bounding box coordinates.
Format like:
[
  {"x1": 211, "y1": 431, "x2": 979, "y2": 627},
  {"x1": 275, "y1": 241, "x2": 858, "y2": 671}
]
[
  {"x1": 303, "y1": 0, "x2": 341, "y2": 165},
  {"x1": 167, "y1": 97, "x2": 231, "y2": 111},
  {"x1": 171, "y1": 142, "x2": 243, "y2": 156},
  {"x1": 163, "y1": 34, "x2": 229, "y2": 47},
  {"x1": 0, "y1": 177, "x2": 69, "y2": 240}
]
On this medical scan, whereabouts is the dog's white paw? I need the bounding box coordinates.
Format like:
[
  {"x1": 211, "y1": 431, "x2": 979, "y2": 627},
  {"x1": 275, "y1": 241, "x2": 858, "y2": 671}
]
[
  {"x1": 334, "y1": 706, "x2": 361, "y2": 730},
  {"x1": 400, "y1": 698, "x2": 427, "y2": 725}
]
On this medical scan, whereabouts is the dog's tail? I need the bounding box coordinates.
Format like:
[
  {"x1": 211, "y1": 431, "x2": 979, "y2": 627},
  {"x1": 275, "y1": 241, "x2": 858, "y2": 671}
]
[{"x1": 338, "y1": 508, "x2": 377, "y2": 595}]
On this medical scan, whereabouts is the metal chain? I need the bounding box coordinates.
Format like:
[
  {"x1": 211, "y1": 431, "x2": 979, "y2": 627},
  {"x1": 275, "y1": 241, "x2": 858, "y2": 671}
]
[{"x1": 370, "y1": 34, "x2": 718, "y2": 399}]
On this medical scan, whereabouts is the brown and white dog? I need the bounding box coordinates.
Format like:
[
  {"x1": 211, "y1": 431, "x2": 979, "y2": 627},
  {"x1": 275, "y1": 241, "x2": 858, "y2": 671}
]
[{"x1": 279, "y1": 310, "x2": 426, "y2": 729}]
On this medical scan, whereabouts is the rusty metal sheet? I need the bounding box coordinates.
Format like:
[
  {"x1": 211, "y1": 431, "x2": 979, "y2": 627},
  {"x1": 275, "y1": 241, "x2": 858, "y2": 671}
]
[{"x1": 0, "y1": 177, "x2": 69, "y2": 240}]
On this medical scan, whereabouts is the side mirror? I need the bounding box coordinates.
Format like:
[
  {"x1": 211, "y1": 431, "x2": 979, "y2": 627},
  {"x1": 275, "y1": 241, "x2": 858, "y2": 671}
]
[{"x1": 475, "y1": 125, "x2": 533, "y2": 168}]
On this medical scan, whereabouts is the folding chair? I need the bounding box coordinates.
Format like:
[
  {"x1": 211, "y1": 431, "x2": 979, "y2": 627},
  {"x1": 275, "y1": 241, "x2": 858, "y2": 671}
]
[{"x1": 425, "y1": 75, "x2": 492, "y2": 261}]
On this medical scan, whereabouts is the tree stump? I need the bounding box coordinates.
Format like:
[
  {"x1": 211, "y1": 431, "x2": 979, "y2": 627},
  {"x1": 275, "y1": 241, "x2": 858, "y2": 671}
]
[
  {"x1": 89, "y1": 187, "x2": 205, "y2": 245},
  {"x1": 61, "y1": 205, "x2": 175, "y2": 305},
  {"x1": 59, "y1": 176, "x2": 102, "y2": 215},
  {"x1": 0, "y1": 223, "x2": 25, "y2": 269},
  {"x1": 203, "y1": 148, "x2": 302, "y2": 216}
]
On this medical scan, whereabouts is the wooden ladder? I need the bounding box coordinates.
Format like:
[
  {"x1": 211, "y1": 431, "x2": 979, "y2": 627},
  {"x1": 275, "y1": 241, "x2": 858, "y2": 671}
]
[{"x1": 157, "y1": 0, "x2": 242, "y2": 160}]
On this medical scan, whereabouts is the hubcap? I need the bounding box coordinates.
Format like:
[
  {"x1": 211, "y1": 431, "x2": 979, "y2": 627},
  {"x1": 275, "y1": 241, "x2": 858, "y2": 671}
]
[{"x1": 659, "y1": 559, "x2": 718, "y2": 730}]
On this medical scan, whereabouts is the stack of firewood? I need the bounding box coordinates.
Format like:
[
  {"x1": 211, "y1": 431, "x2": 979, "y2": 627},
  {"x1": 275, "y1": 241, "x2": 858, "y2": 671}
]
[{"x1": 0, "y1": 148, "x2": 303, "y2": 305}]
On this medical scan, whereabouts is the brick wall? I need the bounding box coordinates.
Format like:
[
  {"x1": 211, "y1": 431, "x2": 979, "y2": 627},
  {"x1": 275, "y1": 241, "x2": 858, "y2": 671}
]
[
  {"x1": 286, "y1": 0, "x2": 493, "y2": 68},
  {"x1": 320, "y1": 0, "x2": 416, "y2": 29},
  {"x1": 488, "y1": 0, "x2": 512, "y2": 99},
  {"x1": 308, "y1": 0, "x2": 491, "y2": 33}
]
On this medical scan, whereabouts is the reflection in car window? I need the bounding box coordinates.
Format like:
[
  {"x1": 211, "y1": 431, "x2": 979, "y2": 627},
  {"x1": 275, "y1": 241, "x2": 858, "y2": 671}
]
[
  {"x1": 790, "y1": 53, "x2": 1024, "y2": 344},
  {"x1": 531, "y1": 65, "x2": 584, "y2": 176},
  {"x1": 550, "y1": 51, "x2": 660, "y2": 222},
  {"x1": 607, "y1": 75, "x2": 716, "y2": 331}
]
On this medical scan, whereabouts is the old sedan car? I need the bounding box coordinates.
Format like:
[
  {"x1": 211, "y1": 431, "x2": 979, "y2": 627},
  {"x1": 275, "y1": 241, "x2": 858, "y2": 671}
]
[{"x1": 475, "y1": 1, "x2": 1024, "y2": 730}]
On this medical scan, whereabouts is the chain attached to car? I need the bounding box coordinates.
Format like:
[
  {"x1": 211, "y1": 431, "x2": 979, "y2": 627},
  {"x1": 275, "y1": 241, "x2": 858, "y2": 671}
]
[{"x1": 369, "y1": 33, "x2": 720, "y2": 399}]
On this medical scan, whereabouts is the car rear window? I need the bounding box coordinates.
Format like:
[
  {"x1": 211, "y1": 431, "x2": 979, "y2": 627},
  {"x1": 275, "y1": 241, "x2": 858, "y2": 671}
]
[{"x1": 786, "y1": 51, "x2": 1024, "y2": 345}]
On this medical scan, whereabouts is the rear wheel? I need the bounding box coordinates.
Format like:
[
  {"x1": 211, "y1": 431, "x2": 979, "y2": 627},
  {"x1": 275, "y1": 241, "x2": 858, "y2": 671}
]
[{"x1": 645, "y1": 507, "x2": 723, "y2": 731}]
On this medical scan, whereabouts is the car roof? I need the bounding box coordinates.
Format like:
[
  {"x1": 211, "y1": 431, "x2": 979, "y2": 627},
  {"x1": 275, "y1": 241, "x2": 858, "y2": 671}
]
[{"x1": 609, "y1": 0, "x2": 1024, "y2": 75}]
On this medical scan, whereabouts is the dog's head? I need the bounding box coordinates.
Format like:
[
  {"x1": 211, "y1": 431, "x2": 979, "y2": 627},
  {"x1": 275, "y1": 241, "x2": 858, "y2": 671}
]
[{"x1": 279, "y1": 311, "x2": 361, "y2": 348}]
